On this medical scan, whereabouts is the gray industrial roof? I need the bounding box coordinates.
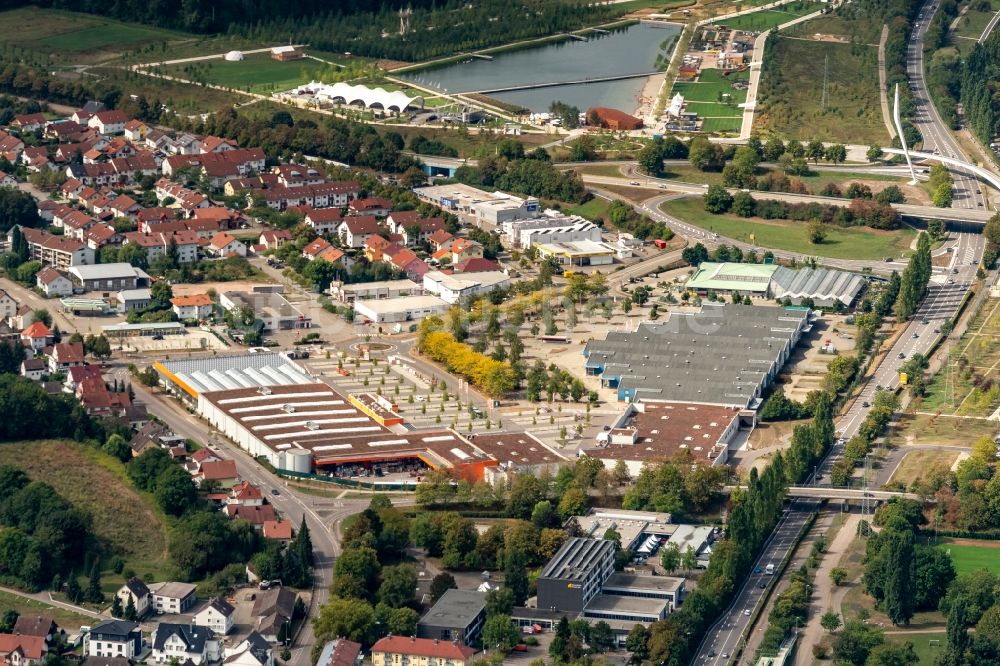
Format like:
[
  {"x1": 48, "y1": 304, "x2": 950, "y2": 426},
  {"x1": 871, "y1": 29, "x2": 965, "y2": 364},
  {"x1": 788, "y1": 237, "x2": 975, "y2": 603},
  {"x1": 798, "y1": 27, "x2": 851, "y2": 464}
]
[
  {"x1": 68, "y1": 263, "x2": 149, "y2": 281},
  {"x1": 583, "y1": 304, "x2": 807, "y2": 406},
  {"x1": 418, "y1": 589, "x2": 485, "y2": 629},
  {"x1": 770, "y1": 266, "x2": 866, "y2": 306},
  {"x1": 160, "y1": 352, "x2": 313, "y2": 394},
  {"x1": 540, "y1": 538, "x2": 615, "y2": 581}
]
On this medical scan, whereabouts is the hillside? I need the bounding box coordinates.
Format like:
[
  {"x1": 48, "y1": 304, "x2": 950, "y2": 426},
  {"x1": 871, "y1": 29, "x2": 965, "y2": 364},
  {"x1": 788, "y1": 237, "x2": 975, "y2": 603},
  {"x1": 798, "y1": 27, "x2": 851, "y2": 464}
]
[{"x1": 0, "y1": 440, "x2": 173, "y2": 582}]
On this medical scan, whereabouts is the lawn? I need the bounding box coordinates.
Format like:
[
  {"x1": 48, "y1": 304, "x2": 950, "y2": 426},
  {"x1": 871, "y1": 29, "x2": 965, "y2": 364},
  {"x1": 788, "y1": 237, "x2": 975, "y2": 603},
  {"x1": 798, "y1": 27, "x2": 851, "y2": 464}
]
[
  {"x1": 0, "y1": 590, "x2": 93, "y2": 630},
  {"x1": 0, "y1": 441, "x2": 174, "y2": 586},
  {"x1": 891, "y1": 632, "x2": 947, "y2": 665},
  {"x1": 886, "y1": 447, "x2": 960, "y2": 488},
  {"x1": 757, "y1": 36, "x2": 889, "y2": 144},
  {"x1": 952, "y1": 0, "x2": 1000, "y2": 43},
  {"x1": 0, "y1": 7, "x2": 188, "y2": 63},
  {"x1": 673, "y1": 68, "x2": 749, "y2": 104},
  {"x1": 718, "y1": 1, "x2": 821, "y2": 31},
  {"x1": 917, "y1": 297, "x2": 1000, "y2": 417},
  {"x1": 660, "y1": 196, "x2": 915, "y2": 260},
  {"x1": 938, "y1": 539, "x2": 1000, "y2": 576},
  {"x1": 160, "y1": 53, "x2": 322, "y2": 93},
  {"x1": 683, "y1": 101, "x2": 743, "y2": 117},
  {"x1": 567, "y1": 196, "x2": 614, "y2": 220},
  {"x1": 701, "y1": 117, "x2": 743, "y2": 132}
]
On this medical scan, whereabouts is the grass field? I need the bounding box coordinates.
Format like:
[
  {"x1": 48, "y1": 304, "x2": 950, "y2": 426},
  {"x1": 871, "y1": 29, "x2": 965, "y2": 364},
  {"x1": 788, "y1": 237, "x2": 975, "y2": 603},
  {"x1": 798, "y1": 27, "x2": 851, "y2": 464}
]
[
  {"x1": 161, "y1": 53, "x2": 320, "y2": 93},
  {"x1": 0, "y1": 589, "x2": 93, "y2": 629},
  {"x1": 683, "y1": 101, "x2": 743, "y2": 117},
  {"x1": 950, "y1": 0, "x2": 1000, "y2": 55},
  {"x1": 757, "y1": 36, "x2": 888, "y2": 144},
  {"x1": 567, "y1": 196, "x2": 615, "y2": 220},
  {"x1": 718, "y1": 1, "x2": 821, "y2": 31},
  {"x1": 0, "y1": 7, "x2": 188, "y2": 63},
  {"x1": 896, "y1": 632, "x2": 948, "y2": 665},
  {"x1": 660, "y1": 196, "x2": 915, "y2": 260},
  {"x1": 701, "y1": 117, "x2": 744, "y2": 132},
  {"x1": 938, "y1": 539, "x2": 1000, "y2": 576},
  {"x1": 0, "y1": 441, "x2": 174, "y2": 587},
  {"x1": 918, "y1": 297, "x2": 1000, "y2": 417},
  {"x1": 673, "y1": 68, "x2": 749, "y2": 103},
  {"x1": 887, "y1": 448, "x2": 960, "y2": 488}
]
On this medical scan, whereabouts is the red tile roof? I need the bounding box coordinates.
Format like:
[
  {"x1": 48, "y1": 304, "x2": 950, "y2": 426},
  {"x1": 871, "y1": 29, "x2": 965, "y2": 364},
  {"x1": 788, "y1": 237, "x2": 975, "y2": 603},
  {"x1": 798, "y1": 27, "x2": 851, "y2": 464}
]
[
  {"x1": 372, "y1": 637, "x2": 475, "y2": 660},
  {"x1": 263, "y1": 520, "x2": 293, "y2": 540},
  {"x1": 21, "y1": 321, "x2": 52, "y2": 339},
  {"x1": 199, "y1": 459, "x2": 239, "y2": 481}
]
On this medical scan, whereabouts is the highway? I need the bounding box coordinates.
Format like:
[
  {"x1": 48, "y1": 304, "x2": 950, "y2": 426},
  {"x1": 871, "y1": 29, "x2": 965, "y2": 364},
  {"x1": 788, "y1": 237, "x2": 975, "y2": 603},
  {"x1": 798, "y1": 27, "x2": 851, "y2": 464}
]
[
  {"x1": 907, "y1": 0, "x2": 988, "y2": 210},
  {"x1": 697, "y1": 502, "x2": 819, "y2": 665}
]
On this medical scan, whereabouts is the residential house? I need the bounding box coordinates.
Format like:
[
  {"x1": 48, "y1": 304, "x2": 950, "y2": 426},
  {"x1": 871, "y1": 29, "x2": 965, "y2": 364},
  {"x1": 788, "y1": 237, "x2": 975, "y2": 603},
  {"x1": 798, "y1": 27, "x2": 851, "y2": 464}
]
[
  {"x1": 195, "y1": 598, "x2": 235, "y2": 636},
  {"x1": 222, "y1": 632, "x2": 272, "y2": 666},
  {"x1": 263, "y1": 520, "x2": 293, "y2": 543},
  {"x1": 0, "y1": 634, "x2": 46, "y2": 666},
  {"x1": 315, "y1": 640, "x2": 360, "y2": 666},
  {"x1": 402, "y1": 218, "x2": 445, "y2": 246},
  {"x1": 0, "y1": 320, "x2": 17, "y2": 344},
  {"x1": 0, "y1": 289, "x2": 16, "y2": 321},
  {"x1": 271, "y1": 164, "x2": 324, "y2": 187},
  {"x1": 85, "y1": 620, "x2": 142, "y2": 659},
  {"x1": 64, "y1": 365, "x2": 103, "y2": 392},
  {"x1": 200, "y1": 136, "x2": 237, "y2": 153},
  {"x1": 301, "y1": 238, "x2": 342, "y2": 262},
  {"x1": 0, "y1": 171, "x2": 15, "y2": 187},
  {"x1": 427, "y1": 229, "x2": 455, "y2": 252},
  {"x1": 148, "y1": 582, "x2": 198, "y2": 615},
  {"x1": 453, "y1": 257, "x2": 501, "y2": 274},
  {"x1": 207, "y1": 233, "x2": 247, "y2": 258},
  {"x1": 259, "y1": 229, "x2": 292, "y2": 251},
  {"x1": 170, "y1": 294, "x2": 214, "y2": 320},
  {"x1": 20, "y1": 322, "x2": 53, "y2": 351},
  {"x1": 449, "y1": 238, "x2": 483, "y2": 264},
  {"x1": 20, "y1": 358, "x2": 45, "y2": 381},
  {"x1": 122, "y1": 231, "x2": 203, "y2": 264},
  {"x1": 123, "y1": 120, "x2": 149, "y2": 142},
  {"x1": 370, "y1": 637, "x2": 475, "y2": 666},
  {"x1": 149, "y1": 624, "x2": 219, "y2": 665},
  {"x1": 88, "y1": 111, "x2": 129, "y2": 135},
  {"x1": 348, "y1": 197, "x2": 392, "y2": 217},
  {"x1": 9, "y1": 305, "x2": 35, "y2": 330},
  {"x1": 47, "y1": 342, "x2": 86, "y2": 373},
  {"x1": 224, "y1": 504, "x2": 276, "y2": 527},
  {"x1": 227, "y1": 481, "x2": 264, "y2": 506},
  {"x1": 85, "y1": 224, "x2": 120, "y2": 251},
  {"x1": 363, "y1": 235, "x2": 394, "y2": 263},
  {"x1": 303, "y1": 207, "x2": 343, "y2": 235},
  {"x1": 11, "y1": 616, "x2": 55, "y2": 643},
  {"x1": 16, "y1": 227, "x2": 95, "y2": 268},
  {"x1": 11, "y1": 113, "x2": 46, "y2": 132},
  {"x1": 250, "y1": 587, "x2": 297, "y2": 643},
  {"x1": 337, "y1": 216, "x2": 380, "y2": 248},
  {"x1": 195, "y1": 459, "x2": 239, "y2": 488},
  {"x1": 115, "y1": 578, "x2": 152, "y2": 618}
]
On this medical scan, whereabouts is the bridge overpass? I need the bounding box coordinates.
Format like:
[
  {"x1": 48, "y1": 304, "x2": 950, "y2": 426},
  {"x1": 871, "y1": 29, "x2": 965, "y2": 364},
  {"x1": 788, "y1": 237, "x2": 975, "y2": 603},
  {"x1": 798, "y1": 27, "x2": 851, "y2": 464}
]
[
  {"x1": 472, "y1": 71, "x2": 659, "y2": 95},
  {"x1": 884, "y1": 147, "x2": 1000, "y2": 198},
  {"x1": 723, "y1": 486, "x2": 922, "y2": 501}
]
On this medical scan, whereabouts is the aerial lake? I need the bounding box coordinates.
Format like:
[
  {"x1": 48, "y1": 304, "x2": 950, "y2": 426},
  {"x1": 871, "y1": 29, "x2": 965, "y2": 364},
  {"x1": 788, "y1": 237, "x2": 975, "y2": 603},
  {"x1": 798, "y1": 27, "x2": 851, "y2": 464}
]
[{"x1": 400, "y1": 21, "x2": 681, "y2": 113}]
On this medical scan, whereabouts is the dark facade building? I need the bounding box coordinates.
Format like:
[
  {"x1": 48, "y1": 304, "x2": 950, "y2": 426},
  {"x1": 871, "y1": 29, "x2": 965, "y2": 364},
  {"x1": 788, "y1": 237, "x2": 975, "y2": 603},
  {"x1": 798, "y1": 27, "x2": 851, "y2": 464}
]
[
  {"x1": 536, "y1": 538, "x2": 616, "y2": 613},
  {"x1": 417, "y1": 589, "x2": 486, "y2": 646}
]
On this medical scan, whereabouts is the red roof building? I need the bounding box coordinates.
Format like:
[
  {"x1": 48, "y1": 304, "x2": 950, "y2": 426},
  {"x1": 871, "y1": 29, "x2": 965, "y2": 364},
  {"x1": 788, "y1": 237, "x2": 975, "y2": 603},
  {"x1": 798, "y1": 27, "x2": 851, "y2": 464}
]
[
  {"x1": 372, "y1": 637, "x2": 475, "y2": 663},
  {"x1": 586, "y1": 106, "x2": 644, "y2": 131}
]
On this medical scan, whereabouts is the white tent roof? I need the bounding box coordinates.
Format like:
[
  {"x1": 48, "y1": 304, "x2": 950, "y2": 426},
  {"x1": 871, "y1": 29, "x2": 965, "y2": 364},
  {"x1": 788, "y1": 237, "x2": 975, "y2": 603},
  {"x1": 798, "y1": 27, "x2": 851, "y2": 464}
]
[{"x1": 305, "y1": 81, "x2": 423, "y2": 111}]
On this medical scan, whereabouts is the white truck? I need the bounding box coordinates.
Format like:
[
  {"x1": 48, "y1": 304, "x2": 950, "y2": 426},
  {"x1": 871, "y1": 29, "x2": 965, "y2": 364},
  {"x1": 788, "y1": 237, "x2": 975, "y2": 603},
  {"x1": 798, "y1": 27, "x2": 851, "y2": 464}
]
[{"x1": 765, "y1": 563, "x2": 775, "y2": 575}]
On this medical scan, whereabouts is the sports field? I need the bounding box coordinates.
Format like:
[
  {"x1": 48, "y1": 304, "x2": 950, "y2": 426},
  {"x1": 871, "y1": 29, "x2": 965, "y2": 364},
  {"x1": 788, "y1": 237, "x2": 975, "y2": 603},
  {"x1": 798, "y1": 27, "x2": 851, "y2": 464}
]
[
  {"x1": 718, "y1": 1, "x2": 821, "y2": 31},
  {"x1": 670, "y1": 68, "x2": 748, "y2": 134},
  {"x1": 938, "y1": 539, "x2": 1000, "y2": 576},
  {"x1": 161, "y1": 53, "x2": 320, "y2": 93},
  {"x1": 660, "y1": 197, "x2": 915, "y2": 260},
  {"x1": 919, "y1": 297, "x2": 1000, "y2": 417},
  {"x1": 701, "y1": 117, "x2": 743, "y2": 132}
]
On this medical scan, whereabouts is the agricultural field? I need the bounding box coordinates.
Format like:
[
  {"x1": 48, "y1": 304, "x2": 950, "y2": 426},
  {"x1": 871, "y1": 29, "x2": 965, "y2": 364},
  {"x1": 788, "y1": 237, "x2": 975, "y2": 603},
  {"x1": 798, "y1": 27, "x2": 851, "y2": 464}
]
[
  {"x1": 918, "y1": 297, "x2": 1000, "y2": 418},
  {"x1": 0, "y1": 441, "x2": 175, "y2": 590},
  {"x1": 0, "y1": 7, "x2": 189, "y2": 64},
  {"x1": 659, "y1": 197, "x2": 916, "y2": 260},
  {"x1": 717, "y1": 1, "x2": 821, "y2": 31},
  {"x1": 757, "y1": 36, "x2": 889, "y2": 144},
  {"x1": 937, "y1": 538, "x2": 1000, "y2": 576}
]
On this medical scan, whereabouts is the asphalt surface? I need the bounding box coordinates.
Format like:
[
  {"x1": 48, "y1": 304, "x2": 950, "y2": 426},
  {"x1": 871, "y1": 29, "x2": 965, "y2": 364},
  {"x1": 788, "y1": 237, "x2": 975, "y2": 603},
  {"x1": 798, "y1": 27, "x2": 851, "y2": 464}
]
[
  {"x1": 697, "y1": 501, "x2": 819, "y2": 665},
  {"x1": 907, "y1": 0, "x2": 988, "y2": 210}
]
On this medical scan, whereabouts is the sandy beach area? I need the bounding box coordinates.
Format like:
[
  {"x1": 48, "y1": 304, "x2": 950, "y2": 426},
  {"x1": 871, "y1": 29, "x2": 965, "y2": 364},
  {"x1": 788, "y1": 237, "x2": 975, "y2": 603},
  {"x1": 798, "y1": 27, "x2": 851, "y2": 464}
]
[{"x1": 635, "y1": 71, "x2": 665, "y2": 120}]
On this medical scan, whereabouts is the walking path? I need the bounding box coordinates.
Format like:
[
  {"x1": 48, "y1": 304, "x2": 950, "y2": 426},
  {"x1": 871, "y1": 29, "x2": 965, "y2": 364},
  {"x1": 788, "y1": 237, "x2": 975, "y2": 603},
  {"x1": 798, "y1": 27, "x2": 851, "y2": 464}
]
[
  {"x1": 0, "y1": 585, "x2": 103, "y2": 620},
  {"x1": 794, "y1": 513, "x2": 863, "y2": 664},
  {"x1": 878, "y1": 24, "x2": 896, "y2": 140}
]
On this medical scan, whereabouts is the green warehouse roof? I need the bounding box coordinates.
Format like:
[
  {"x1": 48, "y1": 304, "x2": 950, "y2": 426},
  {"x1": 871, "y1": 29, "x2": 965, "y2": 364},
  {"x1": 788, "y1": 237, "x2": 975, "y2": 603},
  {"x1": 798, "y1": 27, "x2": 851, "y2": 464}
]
[{"x1": 685, "y1": 262, "x2": 779, "y2": 293}]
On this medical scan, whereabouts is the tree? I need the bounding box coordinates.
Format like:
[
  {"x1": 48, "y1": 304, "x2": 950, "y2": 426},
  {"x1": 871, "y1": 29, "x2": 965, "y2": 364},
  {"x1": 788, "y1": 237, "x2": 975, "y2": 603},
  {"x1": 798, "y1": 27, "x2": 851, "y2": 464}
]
[
  {"x1": 807, "y1": 220, "x2": 827, "y2": 244},
  {"x1": 821, "y1": 611, "x2": 842, "y2": 632},
  {"x1": 504, "y1": 549, "x2": 530, "y2": 606},
  {"x1": 506, "y1": 474, "x2": 544, "y2": 519},
  {"x1": 556, "y1": 486, "x2": 588, "y2": 521},
  {"x1": 825, "y1": 144, "x2": 847, "y2": 164},
  {"x1": 154, "y1": 465, "x2": 197, "y2": 516},
  {"x1": 867, "y1": 145, "x2": 884, "y2": 162},
  {"x1": 807, "y1": 139, "x2": 826, "y2": 163},
  {"x1": 111, "y1": 595, "x2": 123, "y2": 618},
  {"x1": 933, "y1": 181, "x2": 954, "y2": 207},
  {"x1": 866, "y1": 642, "x2": 918, "y2": 666},
  {"x1": 103, "y1": 434, "x2": 131, "y2": 463},
  {"x1": 660, "y1": 542, "x2": 681, "y2": 573},
  {"x1": 703, "y1": 184, "x2": 733, "y2": 213},
  {"x1": 732, "y1": 191, "x2": 755, "y2": 217},
  {"x1": 313, "y1": 596, "x2": 377, "y2": 646},
  {"x1": 65, "y1": 576, "x2": 81, "y2": 604},
  {"x1": 429, "y1": 572, "x2": 456, "y2": 602},
  {"x1": 688, "y1": 137, "x2": 724, "y2": 171},
  {"x1": 378, "y1": 564, "x2": 417, "y2": 608},
  {"x1": 88, "y1": 335, "x2": 112, "y2": 360},
  {"x1": 638, "y1": 143, "x2": 663, "y2": 176},
  {"x1": 485, "y1": 587, "x2": 515, "y2": 617},
  {"x1": 831, "y1": 567, "x2": 848, "y2": 586},
  {"x1": 87, "y1": 559, "x2": 103, "y2": 604},
  {"x1": 590, "y1": 621, "x2": 615, "y2": 652},
  {"x1": 482, "y1": 614, "x2": 520, "y2": 652},
  {"x1": 334, "y1": 547, "x2": 381, "y2": 600},
  {"x1": 625, "y1": 624, "x2": 650, "y2": 662},
  {"x1": 124, "y1": 595, "x2": 137, "y2": 621}
]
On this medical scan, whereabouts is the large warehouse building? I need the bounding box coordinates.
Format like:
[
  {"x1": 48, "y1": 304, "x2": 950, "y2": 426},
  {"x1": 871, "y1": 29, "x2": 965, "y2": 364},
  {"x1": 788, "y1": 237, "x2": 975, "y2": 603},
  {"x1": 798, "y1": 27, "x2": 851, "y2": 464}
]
[
  {"x1": 583, "y1": 304, "x2": 809, "y2": 406},
  {"x1": 684, "y1": 262, "x2": 866, "y2": 308},
  {"x1": 155, "y1": 353, "x2": 567, "y2": 480}
]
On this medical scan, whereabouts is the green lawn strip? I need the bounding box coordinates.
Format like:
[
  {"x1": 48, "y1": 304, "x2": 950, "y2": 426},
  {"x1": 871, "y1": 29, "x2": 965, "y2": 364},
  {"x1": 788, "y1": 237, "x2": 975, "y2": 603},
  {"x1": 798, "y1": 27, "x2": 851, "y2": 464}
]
[
  {"x1": 568, "y1": 197, "x2": 614, "y2": 220},
  {"x1": 938, "y1": 539, "x2": 1000, "y2": 576},
  {"x1": 701, "y1": 117, "x2": 743, "y2": 132},
  {"x1": 720, "y1": 2, "x2": 820, "y2": 31},
  {"x1": 659, "y1": 196, "x2": 914, "y2": 260},
  {"x1": 0, "y1": 589, "x2": 93, "y2": 630},
  {"x1": 161, "y1": 53, "x2": 321, "y2": 93},
  {"x1": 683, "y1": 101, "x2": 744, "y2": 117}
]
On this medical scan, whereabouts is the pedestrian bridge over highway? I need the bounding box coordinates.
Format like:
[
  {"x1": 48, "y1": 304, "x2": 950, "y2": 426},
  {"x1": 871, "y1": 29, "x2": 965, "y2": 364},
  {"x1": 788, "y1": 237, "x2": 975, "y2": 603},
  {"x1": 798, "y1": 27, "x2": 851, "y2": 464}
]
[
  {"x1": 883, "y1": 147, "x2": 1000, "y2": 195},
  {"x1": 723, "y1": 486, "x2": 922, "y2": 501}
]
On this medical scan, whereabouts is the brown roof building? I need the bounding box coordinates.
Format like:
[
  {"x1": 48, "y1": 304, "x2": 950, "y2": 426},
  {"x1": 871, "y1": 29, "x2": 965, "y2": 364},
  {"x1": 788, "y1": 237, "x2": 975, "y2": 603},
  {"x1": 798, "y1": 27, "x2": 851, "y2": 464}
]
[{"x1": 586, "y1": 107, "x2": 643, "y2": 131}]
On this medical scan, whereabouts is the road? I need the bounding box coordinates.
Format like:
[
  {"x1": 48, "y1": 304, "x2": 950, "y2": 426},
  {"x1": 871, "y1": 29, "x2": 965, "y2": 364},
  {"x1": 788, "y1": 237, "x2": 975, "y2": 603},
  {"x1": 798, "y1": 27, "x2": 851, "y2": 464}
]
[
  {"x1": 697, "y1": 502, "x2": 819, "y2": 665},
  {"x1": 126, "y1": 380, "x2": 365, "y2": 666},
  {"x1": 907, "y1": 0, "x2": 988, "y2": 210},
  {"x1": 581, "y1": 173, "x2": 995, "y2": 224},
  {"x1": 981, "y1": 9, "x2": 1000, "y2": 41}
]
